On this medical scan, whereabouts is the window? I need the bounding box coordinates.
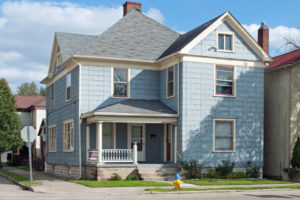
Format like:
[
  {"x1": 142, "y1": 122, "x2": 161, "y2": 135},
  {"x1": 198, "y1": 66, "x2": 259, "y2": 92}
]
[
  {"x1": 214, "y1": 119, "x2": 235, "y2": 152},
  {"x1": 64, "y1": 120, "x2": 74, "y2": 152},
  {"x1": 50, "y1": 84, "x2": 55, "y2": 108},
  {"x1": 113, "y1": 68, "x2": 129, "y2": 97},
  {"x1": 66, "y1": 73, "x2": 71, "y2": 101},
  {"x1": 215, "y1": 65, "x2": 235, "y2": 96},
  {"x1": 102, "y1": 123, "x2": 113, "y2": 149},
  {"x1": 49, "y1": 126, "x2": 56, "y2": 152},
  {"x1": 167, "y1": 66, "x2": 175, "y2": 98},
  {"x1": 55, "y1": 46, "x2": 62, "y2": 68},
  {"x1": 218, "y1": 33, "x2": 233, "y2": 51}
]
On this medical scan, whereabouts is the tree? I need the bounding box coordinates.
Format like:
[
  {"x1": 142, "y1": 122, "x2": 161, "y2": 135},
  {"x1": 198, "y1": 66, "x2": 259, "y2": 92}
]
[
  {"x1": 282, "y1": 34, "x2": 300, "y2": 52},
  {"x1": 0, "y1": 79, "x2": 24, "y2": 167},
  {"x1": 291, "y1": 137, "x2": 300, "y2": 168},
  {"x1": 16, "y1": 82, "x2": 46, "y2": 96}
]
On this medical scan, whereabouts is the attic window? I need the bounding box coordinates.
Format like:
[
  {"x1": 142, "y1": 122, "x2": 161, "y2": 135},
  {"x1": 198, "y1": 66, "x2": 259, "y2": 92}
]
[
  {"x1": 55, "y1": 46, "x2": 62, "y2": 68},
  {"x1": 217, "y1": 32, "x2": 234, "y2": 52}
]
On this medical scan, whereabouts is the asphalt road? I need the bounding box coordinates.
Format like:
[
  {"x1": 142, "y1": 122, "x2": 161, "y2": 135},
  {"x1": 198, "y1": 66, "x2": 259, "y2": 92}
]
[{"x1": 1, "y1": 175, "x2": 300, "y2": 200}]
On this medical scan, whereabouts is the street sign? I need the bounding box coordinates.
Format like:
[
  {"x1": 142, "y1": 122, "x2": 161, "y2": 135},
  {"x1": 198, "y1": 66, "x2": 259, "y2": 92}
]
[
  {"x1": 21, "y1": 126, "x2": 36, "y2": 143},
  {"x1": 20, "y1": 126, "x2": 36, "y2": 182}
]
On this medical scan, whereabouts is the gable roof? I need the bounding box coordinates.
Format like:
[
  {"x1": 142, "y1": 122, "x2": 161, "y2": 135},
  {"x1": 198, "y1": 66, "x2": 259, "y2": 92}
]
[
  {"x1": 159, "y1": 13, "x2": 223, "y2": 59},
  {"x1": 14, "y1": 96, "x2": 46, "y2": 111},
  {"x1": 265, "y1": 49, "x2": 300, "y2": 70},
  {"x1": 77, "y1": 9, "x2": 180, "y2": 61},
  {"x1": 55, "y1": 32, "x2": 96, "y2": 63}
]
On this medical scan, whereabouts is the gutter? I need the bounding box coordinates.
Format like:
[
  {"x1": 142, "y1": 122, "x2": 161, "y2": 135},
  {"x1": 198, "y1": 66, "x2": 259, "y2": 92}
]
[{"x1": 80, "y1": 112, "x2": 179, "y2": 119}]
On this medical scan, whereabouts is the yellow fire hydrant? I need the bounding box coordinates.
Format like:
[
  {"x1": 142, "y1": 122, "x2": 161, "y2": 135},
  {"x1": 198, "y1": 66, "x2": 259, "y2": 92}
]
[{"x1": 173, "y1": 173, "x2": 182, "y2": 190}]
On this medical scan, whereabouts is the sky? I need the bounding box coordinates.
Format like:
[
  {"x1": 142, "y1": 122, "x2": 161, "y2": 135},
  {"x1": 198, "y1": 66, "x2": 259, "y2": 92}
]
[{"x1": 0, "y1": 0, "x2": 300, "y2": 93}]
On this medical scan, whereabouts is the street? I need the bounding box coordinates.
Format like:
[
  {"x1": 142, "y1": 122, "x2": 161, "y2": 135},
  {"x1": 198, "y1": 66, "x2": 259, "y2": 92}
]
[{"x1": 1, "y1": 175, "x2": 300, "y2": 200}]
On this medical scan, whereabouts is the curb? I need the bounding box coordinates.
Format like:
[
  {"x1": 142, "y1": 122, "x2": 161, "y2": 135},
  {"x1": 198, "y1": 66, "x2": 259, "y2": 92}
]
[{"x1": 0, "y1": 171, "x2": 34, "y2": 192}]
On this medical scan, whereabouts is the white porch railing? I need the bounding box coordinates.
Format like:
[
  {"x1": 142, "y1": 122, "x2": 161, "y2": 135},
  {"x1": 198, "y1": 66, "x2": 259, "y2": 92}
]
[{"x1": 88, "y1": 144, "x2": 138, "y2": 164}]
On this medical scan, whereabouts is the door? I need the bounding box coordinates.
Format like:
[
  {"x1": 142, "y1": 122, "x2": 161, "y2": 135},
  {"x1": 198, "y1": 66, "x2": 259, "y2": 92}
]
[
  {"x1": 129, "y1": 124, "x2": 145, "y2": 162},
  {"x1": 165, "y1": 124, "x2": 172, "y2": 162}
]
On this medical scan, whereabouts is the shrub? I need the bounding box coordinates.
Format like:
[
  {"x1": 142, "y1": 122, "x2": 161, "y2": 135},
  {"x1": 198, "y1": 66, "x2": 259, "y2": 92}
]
[
  {"x1": 202, "y1": 168, "x2": 221, "y2": 179},
  {"x1": 291, "y1": 137, "x2": 300, "y2": 168},
  {"x1": 127, "y1": 174, "x2": 138, "y2": 180},
  {"x1": 215, "y1": 160, "x2": 235, "y2": 177},
  {"x1": 181, "y1": 159, "x2": 204, "y2": 179},
  {"x1": 109, "y1": 173, "x2": 122, "y2": 181},
  {"x1": 246, "y1": 161, "x2": 261, "y2": 178},
  {"x1": 228, "y1": 172, "x2": 247, "y2": 179}
]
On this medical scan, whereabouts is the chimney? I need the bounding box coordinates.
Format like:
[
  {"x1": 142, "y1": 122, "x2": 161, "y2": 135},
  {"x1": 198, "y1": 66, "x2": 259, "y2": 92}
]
[
  {"x1": 258, "y1": 22, "x2": 269, "y2": 54},
  {"x1": 123, "y1": 1, "x2": 141, "y2": 16}
]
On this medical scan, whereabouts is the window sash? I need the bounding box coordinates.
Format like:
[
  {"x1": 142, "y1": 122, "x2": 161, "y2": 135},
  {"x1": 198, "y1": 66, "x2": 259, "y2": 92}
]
[
  {"x1": 218, "y1": 34, "x2": 232, "y2": 51},
  {"x1": 50, "y1": 84, "x2": 55, "y2": 108},
  {"x1": 215, "y1": 66, "x2": 234, "y2": 96},
  {"x1": 167, "y1": 67, "x2": 175, "y2": 97},
  {"x1": 214, "y1": 120, "x2": 235, "y2": 151},
  {"x1": 49, "y1": 127, "x2": 56, "y2": 152},
  {"x1": 64, "y1": 121, "x2": 74, "y2": 151},
  {"x1": 113, "y1": 68, "x2": 128, "y2": 97}
]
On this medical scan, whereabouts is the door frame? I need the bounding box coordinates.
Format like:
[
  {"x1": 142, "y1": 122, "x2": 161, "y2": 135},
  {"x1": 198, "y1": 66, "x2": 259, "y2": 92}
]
[
  {"x1": 128, "y1": 123, "x2": 146, "y2": 162},
  {"x1": 164, "y1": 123, "x2": 173, "y2": 162}
]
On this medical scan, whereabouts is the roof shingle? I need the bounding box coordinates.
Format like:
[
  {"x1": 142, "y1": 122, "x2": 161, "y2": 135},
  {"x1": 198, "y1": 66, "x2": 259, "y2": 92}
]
[
  {"x1": 14, "y1": 96, "x2": 46, "y2": 110},
  {"x1": 266, "y1": 49, "x2": 300, "y2": 70}
]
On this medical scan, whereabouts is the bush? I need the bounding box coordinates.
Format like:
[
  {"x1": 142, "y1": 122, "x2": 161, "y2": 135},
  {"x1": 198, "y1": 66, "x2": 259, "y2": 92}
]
[
  {"x1": 181, "y1": 159, "x2": 204, "y2": 179},
  {"x1": 246, "y1": 161, "x2": 261, "y2": 178},
  {"x1": 202, "y1": 168, "x2": 221, "y2": 179},
  {"x1": 291, "y1": 137, "x2": 300, "y2": 168},
  {"x1": 126, "y1": 174, "x2": 138, "y2": 180},
  {"x1": 228, "y1": 172, "x2": 247, "y2": 179},
  {"x1": 215, "y1": 160, "x2": 235, "y2": 177},
  {"x1": 109, "y1": 173, "x2": 122, "y2": 181}
]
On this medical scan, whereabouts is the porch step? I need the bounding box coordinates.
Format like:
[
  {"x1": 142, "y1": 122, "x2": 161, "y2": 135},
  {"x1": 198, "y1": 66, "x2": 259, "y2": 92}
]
[{"x1": 138, "y1": 167, "x2": 180, "y2": 181}]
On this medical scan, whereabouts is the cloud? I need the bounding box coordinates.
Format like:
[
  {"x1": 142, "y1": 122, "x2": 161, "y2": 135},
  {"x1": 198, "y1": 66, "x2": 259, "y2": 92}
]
[
  {"x1": 0, "y1": 1, "x2": 165, "y2": 93},
  {"x1": 243, "y1": 24, "x2": 300, "y2": 56}
]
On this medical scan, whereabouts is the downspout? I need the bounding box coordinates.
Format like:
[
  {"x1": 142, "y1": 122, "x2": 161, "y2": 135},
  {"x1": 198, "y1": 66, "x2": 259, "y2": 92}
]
[{"x1": 73, "y1": 59, "x2": 82, "y2": 179}]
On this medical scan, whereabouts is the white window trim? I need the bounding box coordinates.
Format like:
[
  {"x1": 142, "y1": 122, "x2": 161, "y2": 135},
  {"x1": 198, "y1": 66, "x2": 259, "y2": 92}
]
[
  {"x1": 216, "y1": 31, "x2": 235, "y2": 53},
  {"x1": 63, "y1": 119, "x2": 74, "y2": 152},
  {"x1": 166, "y1": 66, "x2": 175, "y2": 99},
  {"x1": 65, "y1": 73, "x2": 71, "y2": 102},
  {"x1": 48, "y1": 125, "x2": 56, "y2": 153},
  {"x1": 111, "y1": 67, "x2": 130, "y2": 98},
  {"x1": 214, "y1": 64, "x2": 236, "y2": 97},
  {"x1": 50, "y1": 84, "x2": 55, "y2": 109},
  {"x1": 213, "y1": 118, "x2": 236, "y2": 152}
]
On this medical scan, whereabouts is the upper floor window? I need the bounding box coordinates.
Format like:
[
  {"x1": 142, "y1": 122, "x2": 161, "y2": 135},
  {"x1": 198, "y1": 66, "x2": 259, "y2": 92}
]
[
  {"x1": 113, "y1": 68, "x2": 129, "y2": 97},
  {"x1": 50, "y1": 84, "x2": 55, "y2": 108},
  {"x1": 215, "y1": 65, "x2": 235, "y2": 97},
  {"x1": 64, "y1": 120, "x2": 74, "y2": 152},
  {"x1": 218, "y1": 33, "x2": 233, "y2": 51},
  {"x1": 66, "y1": 73, "x2": 71, "y2": 101},
  {"x1": 48, "y1": 125, "x2": 56, "y2": 152},
  {"x1": 213, "y1": 119, "x2": 235, "y2": 152},
  {"x1": 167, "y1": 66, "x2": 175, "y2": 98},
  {"x1": 55, "y1": 46, "x2": 62, "y2": 68}
]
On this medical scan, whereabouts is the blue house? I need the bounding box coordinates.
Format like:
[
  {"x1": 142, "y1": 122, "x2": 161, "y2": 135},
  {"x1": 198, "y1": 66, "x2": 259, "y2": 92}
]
[{"x1": 41, "y1": 2, "x2": 271, "y2": 180}]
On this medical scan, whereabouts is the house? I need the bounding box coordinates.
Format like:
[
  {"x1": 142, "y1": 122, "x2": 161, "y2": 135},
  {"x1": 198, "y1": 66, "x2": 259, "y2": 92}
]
[
  {"x1": 33, "y1": 119, "x2": 47, "y2": 171},
  {"x1": 41, "y1": 1, "x2": 271, "y2": 180},
  {"x1": 264, "y1": 49, "x2": 300, "y2": 180}
]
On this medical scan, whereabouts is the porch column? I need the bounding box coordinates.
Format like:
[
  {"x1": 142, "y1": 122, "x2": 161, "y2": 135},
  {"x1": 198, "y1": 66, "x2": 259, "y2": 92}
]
[
  {"x1": 86, "y1": 125, "x2": 90, "y2": 162},
  {"x1": 174, "y1": 124, "x2": 177, "y2": 164},
  {"x1": 97, "y1": 121, "x2": 103, "y2": 163}
]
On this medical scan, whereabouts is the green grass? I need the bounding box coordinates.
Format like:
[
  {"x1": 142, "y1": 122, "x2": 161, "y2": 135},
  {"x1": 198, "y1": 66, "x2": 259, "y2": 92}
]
[
  {"x1": 184, "y1": 179, "x2": 294, "y2": 186},
  {"x1": 16, "y1": 166, "x2": 30, "y2": 171},
  {"x1": 0, "y1": 168, "x2": 40, "y2": 186},
  {"x1": 70, "y1": 180, "x2": 172, "y2": 187},
  {"x1": 146, "y1": 185, "x2": 300, "y2": 192}
]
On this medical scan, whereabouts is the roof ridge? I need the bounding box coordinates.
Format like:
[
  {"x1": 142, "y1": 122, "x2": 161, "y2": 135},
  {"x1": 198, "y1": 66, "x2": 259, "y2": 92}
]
[{"x1": 56, "y1": 31, "x2": 97, "y2": 37}]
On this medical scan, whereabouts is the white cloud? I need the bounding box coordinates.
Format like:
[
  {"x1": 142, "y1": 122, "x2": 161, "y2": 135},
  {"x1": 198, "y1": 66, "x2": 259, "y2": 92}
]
[
  {"x1": 243, "y1": 24, "x2": 300, "y2": 56},
  {"x1": 0, "y1": 1, "x2": 165, "y2": 93}
]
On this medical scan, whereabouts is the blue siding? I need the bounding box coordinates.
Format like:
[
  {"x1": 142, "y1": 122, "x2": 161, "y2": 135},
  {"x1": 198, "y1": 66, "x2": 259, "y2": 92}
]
[
  {"x1": 179, "y1": 62, "x2": 264, "y2": 167},
  {"x1": 190, "y1": 21, "x2": 261, "y2": 61},
  {"x1": 46, "y1": 66, "x2": 80, "y2": 166},
  {"x1": 160, "y1": 64, "x2": 178, "y2": 112},
  {"x1": 80, "y1": 66, "x2": 161, "y2": 114}
]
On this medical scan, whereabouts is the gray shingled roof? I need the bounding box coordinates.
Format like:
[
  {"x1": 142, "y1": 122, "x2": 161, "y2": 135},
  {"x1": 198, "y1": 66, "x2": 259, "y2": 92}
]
[
  {"x1": 78, "y1": 9, "x2": 180, "y2": 61},
  {"x1": 55, "y1": 32, "x2": 97, "y2": 62},
  {"x1": 158, "y1": 13, "x2": 224, "y2": 59},
  {"x1": 93, "y1": 100, "x2": 177, "y2": 115}
]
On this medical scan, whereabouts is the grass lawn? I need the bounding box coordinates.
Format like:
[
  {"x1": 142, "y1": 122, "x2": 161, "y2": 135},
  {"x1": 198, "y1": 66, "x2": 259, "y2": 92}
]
[
  {"x1": 70, "y1": 180, "x2": 172, "y2": 187},
  {"x1": 0, "y1": 168, "x2": 40, "y2": 186},
  {"x1": 146, "y1": 185, "x2": 300, "y2": 192},
  {"x1": 16, "y1": 166, "x2": 30, "y2": 171},
  {"x1": 184, "y1": 179, "x2": 294, "y2": 186}
]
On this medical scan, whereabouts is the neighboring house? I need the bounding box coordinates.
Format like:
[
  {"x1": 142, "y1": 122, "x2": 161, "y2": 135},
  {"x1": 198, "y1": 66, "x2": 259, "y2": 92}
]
[
  {"x1": 41, "y1": 1, "x2": 271, "y2": 180},
  {"x1": 264, "y1": 49, "x2": 300, "y2": 180},
  {"x1": 14, "y1": 95, "x2": 46, "y2": 164},
  {"x1": 33, "y1": 119, "x2": 47, "y2": 171}
]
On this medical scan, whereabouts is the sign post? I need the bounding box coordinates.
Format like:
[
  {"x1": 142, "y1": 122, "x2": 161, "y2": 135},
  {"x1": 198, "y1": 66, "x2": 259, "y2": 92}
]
[{"x1": 21, "y1": 126, "x2": 36, "y2": 182}]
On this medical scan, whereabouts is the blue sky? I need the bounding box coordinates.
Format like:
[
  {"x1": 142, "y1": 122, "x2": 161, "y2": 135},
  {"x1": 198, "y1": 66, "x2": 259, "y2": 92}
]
[{"x1": 0, "y1": 0, "x2": 299, "y2": 92}]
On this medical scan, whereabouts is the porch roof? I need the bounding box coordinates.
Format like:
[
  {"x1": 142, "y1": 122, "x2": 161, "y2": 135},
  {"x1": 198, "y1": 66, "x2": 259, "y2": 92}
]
[{"x1": 81, "y1": 100, "x2": 178, "y2": 124}]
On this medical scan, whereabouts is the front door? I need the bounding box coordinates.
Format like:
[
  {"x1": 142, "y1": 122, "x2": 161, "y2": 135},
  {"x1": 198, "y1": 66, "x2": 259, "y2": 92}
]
[{"x1": 129, "y1": 124, "x2": 145, "y2": 162}]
